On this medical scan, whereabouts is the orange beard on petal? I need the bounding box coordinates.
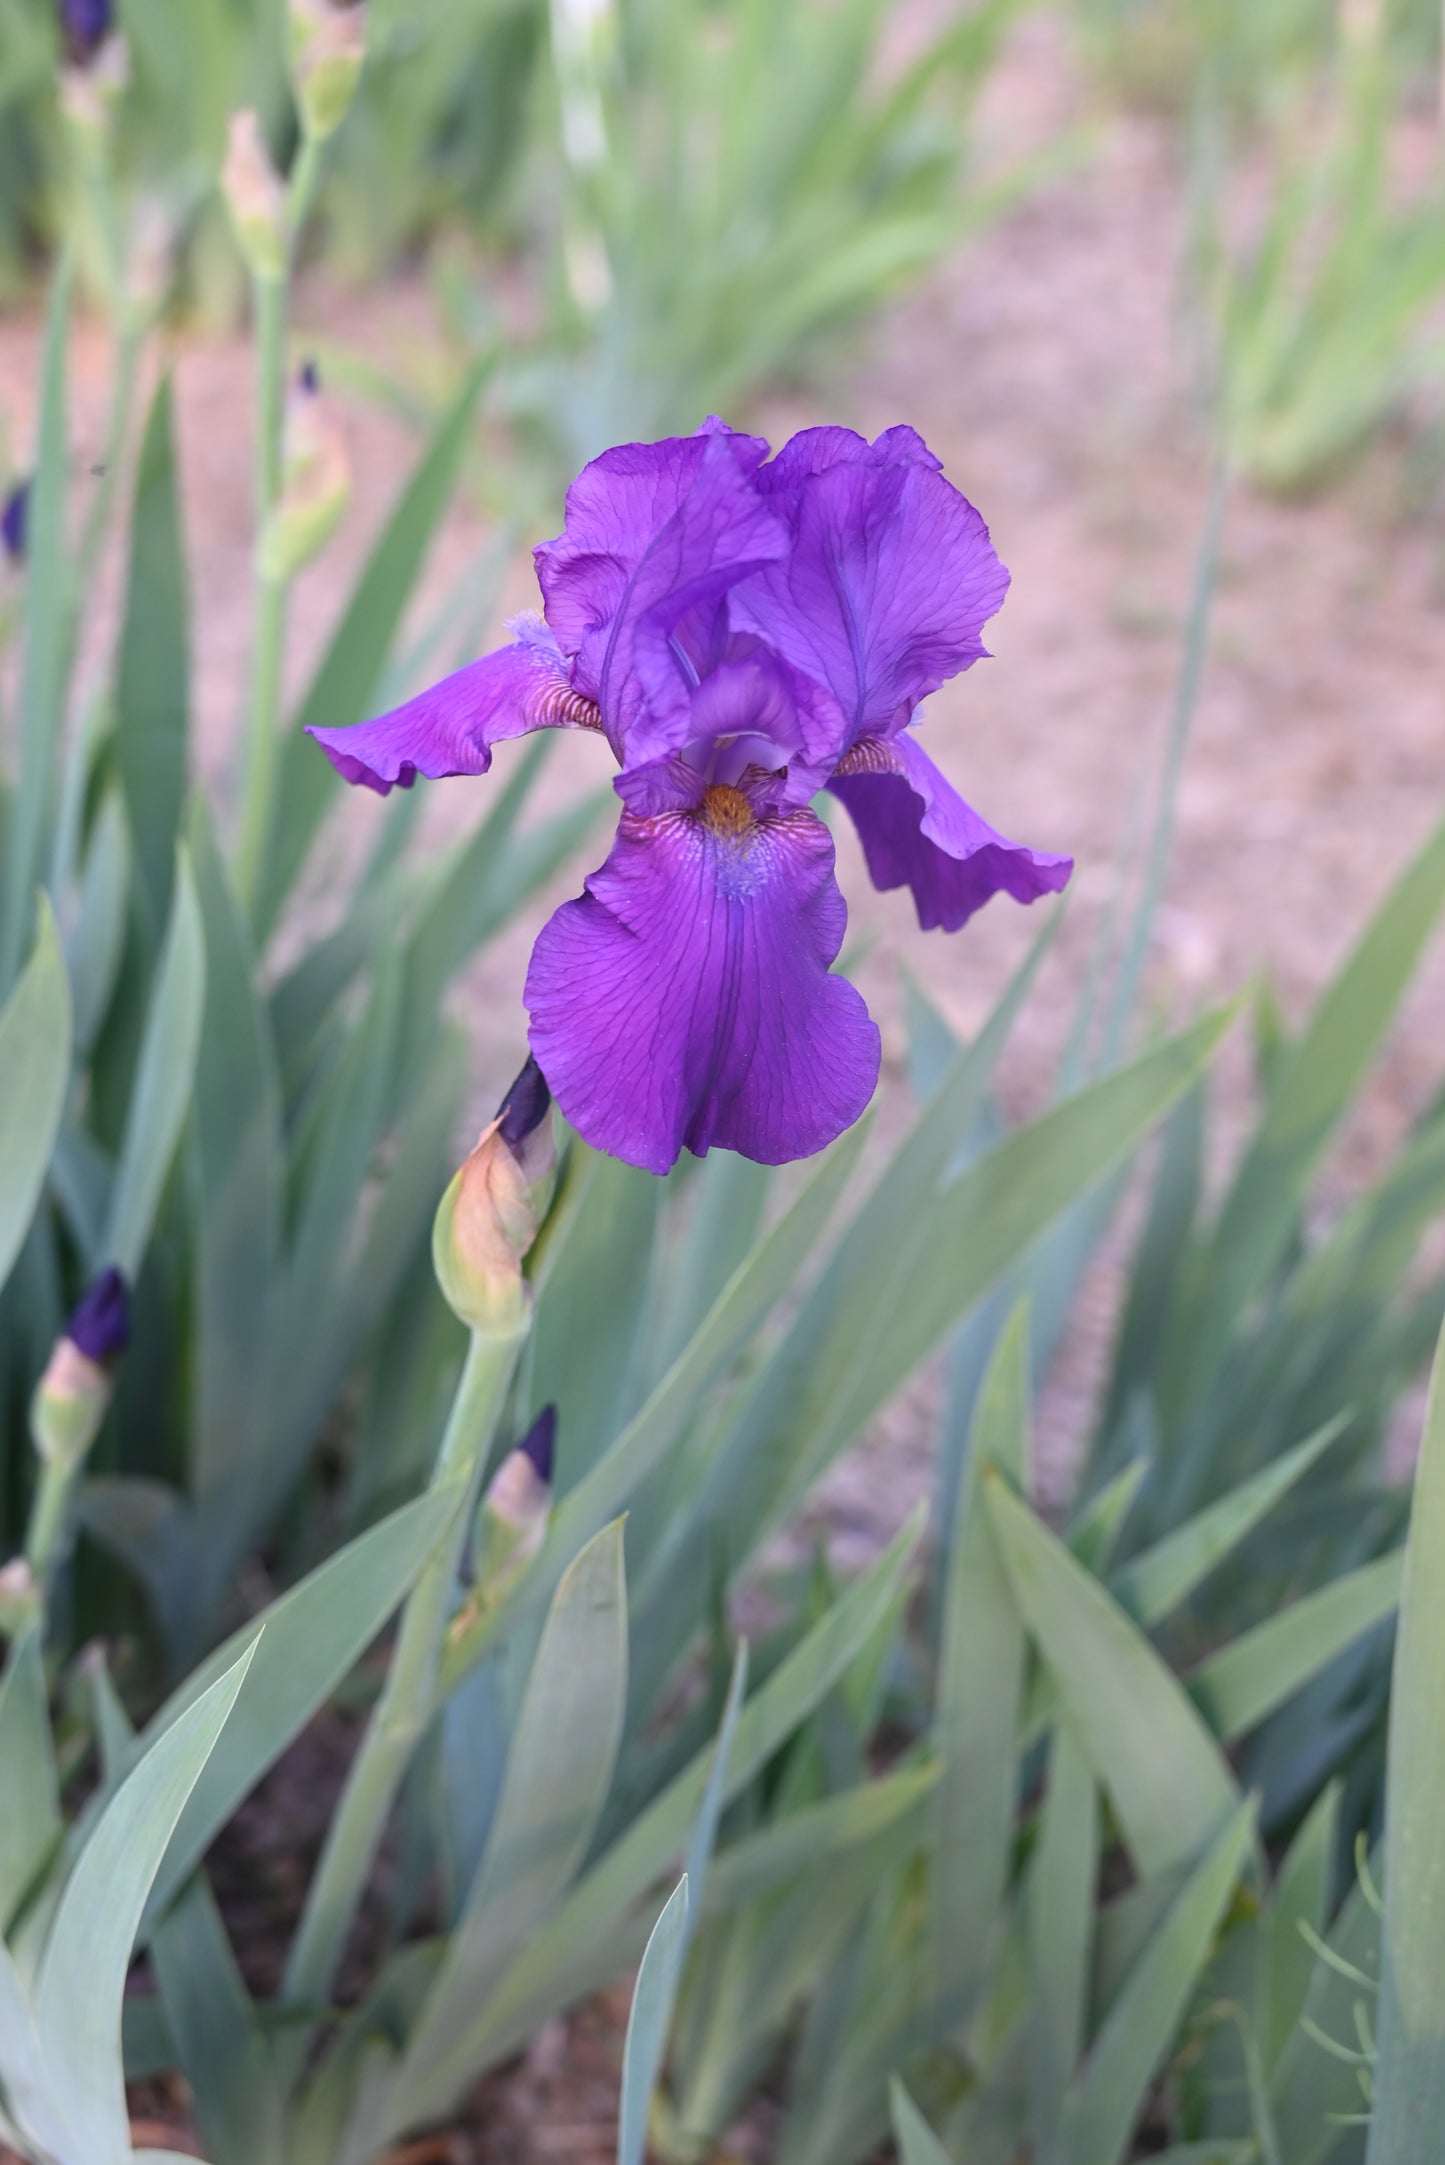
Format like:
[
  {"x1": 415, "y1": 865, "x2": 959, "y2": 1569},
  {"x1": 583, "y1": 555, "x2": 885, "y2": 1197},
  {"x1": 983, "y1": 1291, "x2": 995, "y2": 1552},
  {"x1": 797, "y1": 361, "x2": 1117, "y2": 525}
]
[{"x1": 700, "y1": 782, "x2": 756, "y2": 840}]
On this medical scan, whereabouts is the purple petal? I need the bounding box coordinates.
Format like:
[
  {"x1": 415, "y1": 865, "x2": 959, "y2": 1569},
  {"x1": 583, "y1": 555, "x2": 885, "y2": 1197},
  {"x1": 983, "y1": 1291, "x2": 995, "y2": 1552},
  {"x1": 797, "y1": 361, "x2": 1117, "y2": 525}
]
[
  {"x1": 596, "y1": 433, "x2": 790, "y2": 767},
  {"x1": 535, "y1": 420, "x2": 771, "y2": 702},
  {"x1": 829, "y1": 732, "x2": 1073, "y2": 933},
  {"x1": 307, "y1": 623, "x2": 599, "y2": 795},
  {"x1": 734, "y1": 427, "x2": 1010, "y2": 754},
  {"x1": 66, "y1": 1266, "x2": 131, "y2": 1363},
  {"x1": 525, "y1": 802, "x2": 879, "y2": 1174}
]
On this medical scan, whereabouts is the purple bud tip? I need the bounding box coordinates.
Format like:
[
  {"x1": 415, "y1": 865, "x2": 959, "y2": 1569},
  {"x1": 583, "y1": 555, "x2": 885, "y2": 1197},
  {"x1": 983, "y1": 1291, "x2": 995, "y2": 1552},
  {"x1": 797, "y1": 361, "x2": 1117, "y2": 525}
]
[
  {"x1": 299, "y1": 359, "x2": 321, "y2": 395},
  {"x1": 59, "y1": 0, "x2": 113, "y2": 64},
  {"x1": 66, "y1": 1267, "x2": 131, "y2": 1364},
  {"x1": 496, "y1": 1054, "x2": 551, "y2": 1150},
  {"x1": 520, "y1": 1403, "x2": 557, "y2": 1486},
  {"x1": 1, "y1": 479, "x2": 28, "y2": 565}
]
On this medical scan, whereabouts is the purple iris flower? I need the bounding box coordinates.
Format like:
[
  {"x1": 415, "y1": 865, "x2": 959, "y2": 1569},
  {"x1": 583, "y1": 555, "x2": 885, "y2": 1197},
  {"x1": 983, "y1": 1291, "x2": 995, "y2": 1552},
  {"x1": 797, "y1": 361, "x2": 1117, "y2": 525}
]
[
  {"x1": 310, "y1": 420, "x2": 1071, "y2": 1174},
  {"x1": 1, "y1": 479, "x2": 27, "y2": 565},
  {"x1": 65, "y1": 1266, "x2": 131, "y2": 1364}
]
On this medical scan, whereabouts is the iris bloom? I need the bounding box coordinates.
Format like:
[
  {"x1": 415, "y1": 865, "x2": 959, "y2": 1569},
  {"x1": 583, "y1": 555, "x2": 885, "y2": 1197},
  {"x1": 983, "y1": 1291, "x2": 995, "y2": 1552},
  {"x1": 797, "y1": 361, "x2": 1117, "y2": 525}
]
[{"x1": 311, "y1": 421, "x2": 1070, "y2": 1173}]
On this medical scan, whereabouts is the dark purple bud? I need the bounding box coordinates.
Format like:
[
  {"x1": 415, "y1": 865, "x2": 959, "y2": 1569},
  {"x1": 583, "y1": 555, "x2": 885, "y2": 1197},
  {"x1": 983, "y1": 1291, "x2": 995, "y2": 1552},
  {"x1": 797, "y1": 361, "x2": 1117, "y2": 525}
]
[
  {"x1": 1, "y1": 479, "x2": 28, "y2": 565},
  {"x1": 59, "y1": 0, "x2": 113, "y2": 65},
  {"x1": 299, "y1": 358, "x2": 321, "y2": 395},
  {"x1": 496, "y1": 1054, "x2": 551, "y2": 1151},
  {"x1": 519, "y1": 1403, "x2": 557, "y2": 1487},
  {"x1": 65, "y1": 1267, "x2": 131, "y2": 1364}
]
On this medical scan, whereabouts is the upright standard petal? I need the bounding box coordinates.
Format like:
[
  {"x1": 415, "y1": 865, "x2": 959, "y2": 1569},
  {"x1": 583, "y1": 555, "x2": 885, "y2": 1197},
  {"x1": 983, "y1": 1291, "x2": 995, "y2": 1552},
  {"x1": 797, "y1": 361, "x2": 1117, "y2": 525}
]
[
  {"x1": 829, "y1": 731, "x2": 1072, "y2": 933},
  {"x1": 735, "y1": 428, "x2": 1010, "y2": 753},
  {"x1": 525, "y1": 797, "x2": 879, "y2": 1174},
  {"x1": 534, "y1": 420, "x2": 771, "y2": 701},
  {"x1": 307, "y1": 623, "x2": 600, "y2": 794},
  {"x1": 595, "y1": 432, "x2": 790, "y2": 767}
]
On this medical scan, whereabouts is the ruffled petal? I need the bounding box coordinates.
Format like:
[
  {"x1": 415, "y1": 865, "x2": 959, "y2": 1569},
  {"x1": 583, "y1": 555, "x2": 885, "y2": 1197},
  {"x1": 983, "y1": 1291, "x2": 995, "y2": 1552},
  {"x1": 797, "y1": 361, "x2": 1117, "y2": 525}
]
[
  {"x1": 534, "y1": 419, "x2": 771, "y2": 701},
  {"x1": 525, "y1": 803, "x2": 879, "y2": 1174},
  {"x1": 596, "y1": 432, "x2": 790, "y2": 766},
  {"x1": 829, "y1": 731, "x2": 1073, "y2": 932},
  {"x1": 734, "y1": 426, "x2": 1010, "y2": 755},
  {"x1": 307, "y1": 623, "x2": 599, "y2": 795}
]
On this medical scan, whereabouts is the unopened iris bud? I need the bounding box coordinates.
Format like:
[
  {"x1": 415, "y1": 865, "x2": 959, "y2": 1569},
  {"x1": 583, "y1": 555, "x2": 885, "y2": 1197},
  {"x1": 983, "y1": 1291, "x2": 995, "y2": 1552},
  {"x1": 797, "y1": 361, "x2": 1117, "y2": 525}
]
[
  {"x1": 0, "y1": 1559, "x2": 42, "y2": 1638},
  {"x1": 1, "y1": 479, "x2": 28, "y2": 566},
  {"x1": 473, "y1": 1403, "x2": 557, "y2": 1598},
  {"x1": 288, "y1": 0, "x2": 367, "y2": 144},
  {"x1": 59, "y1": 0, "x2": 113, "y2": 66},
  {"x1": 223, "y1": 109, "x2": 288, "y2": 283},
  {"x1": 433, "y1": 1056, "x2": 556, "y2": 1335},
  {"x1": 31, "y1": 1267, "x2": 130, "y2": 1478},
  {"x1": 257, "y1": 362, "x2": 351, "y2": 583}
]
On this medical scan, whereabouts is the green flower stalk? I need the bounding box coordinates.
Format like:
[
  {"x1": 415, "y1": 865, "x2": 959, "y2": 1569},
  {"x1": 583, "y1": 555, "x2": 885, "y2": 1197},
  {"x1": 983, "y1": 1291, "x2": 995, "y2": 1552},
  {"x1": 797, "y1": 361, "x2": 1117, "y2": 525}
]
[
  {"x1": 279, "y1": 1058, "x2": 555, "y2": 2052},
  {"x1": 257, "y1": 363, "x2": 351, "y2": 584}
]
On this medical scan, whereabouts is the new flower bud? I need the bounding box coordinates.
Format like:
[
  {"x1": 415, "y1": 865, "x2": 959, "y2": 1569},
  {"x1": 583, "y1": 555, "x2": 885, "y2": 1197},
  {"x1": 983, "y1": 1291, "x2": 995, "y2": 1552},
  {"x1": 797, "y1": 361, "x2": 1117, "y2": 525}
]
[
  {"x1": 289, "y1": 0, "x2": 367, "y2": 144},
  {"x1": 223, "y1": 110, "x2": 288, "y2": 283},
  {"x1": 30, "y1": 1267, "x2": 131, "y2": 1477},
  {"x1": 0, "y1": 1559, "x2": 42, "y2": 1638},
  {"x1": 2, "y1": 478, "x2": 28, "y2": 566},
  {"x1": 472, "y1": 1403, "x2": 557, "y2": 1599},
  {"x1": 257, "y1": 362, "x2": 351, "y2": 584},
  {"x1": 433, "y1": 1057, "x2": 556, "y2": 1335}
]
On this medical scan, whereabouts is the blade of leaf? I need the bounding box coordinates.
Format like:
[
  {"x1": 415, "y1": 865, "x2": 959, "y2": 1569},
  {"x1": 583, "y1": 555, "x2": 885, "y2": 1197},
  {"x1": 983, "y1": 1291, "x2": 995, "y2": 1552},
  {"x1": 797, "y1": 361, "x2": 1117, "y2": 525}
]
[
  {"x1": 33, "y1": 1645, "x2": 255, "y2": 2165},
  {"x1": 1112, "y1": 1417, "x2": 1345, "y2": 1626},
  {"x1": 984, "y1": 1471, "x2": 1241, "y2": 1878},
  {"x1": 0, "y1": 898, "x2": 71, "y2": 1296},
  {"x1": 449, "y1": 1515, "x2": 923, "y2": 2075},
  {"x1": 393, "y1": 1519, "x2": 630, "y2": 2129},
  {"x1": 1055, "y1": 1799, "x2": 1258, "y2": 2165},
  {"x1": 1029, "y1": 1723, "x2": 1099, "y2": 2156},
  {"x1": 890, "y1": 2079, "x2": 954, "y2": 2165},
  {"x1": 1257, "y1": 1779, "x2": 1339, "y2": 2079},
  {"x1": 150, "y1": 1870, "x2": 286, "y2": 2165},
  {"x1": 101, "y1": 848, "x2": 205, "y2": 1280},
  {"x1": 0, "y1": 260, "x2": 71, "y2": 999},
  {"x1": 113, "y1": 374, "x2": 189, "y2": 936},
  {"x1": 1367, "y1": 1321, "x2": 1445, "y2": 2163},
  {"x1": 930, "y1": 1302, "x2": 1030, "y2": 2008},
  {"x1": 65, "y1": 788, "x2": 131, "y2": 1058},
  {"x1": 0, "y1": 1627, "x2": 60, "y2": 1933},
  {"x1": 1188, "y1": 1549, "x2": 1401, "y2": 1743},
  {"x1": 58, "y1": 1486, "x2": 463, "y2": 1922},
  {"x1": 617, "y1": 1875, "x2": 690, "y2": 2165}
]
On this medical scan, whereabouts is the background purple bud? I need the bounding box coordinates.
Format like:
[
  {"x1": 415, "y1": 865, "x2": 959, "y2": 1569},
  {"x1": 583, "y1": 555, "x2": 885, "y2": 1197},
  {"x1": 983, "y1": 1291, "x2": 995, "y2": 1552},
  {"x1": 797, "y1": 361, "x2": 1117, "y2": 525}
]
[
  {"x1": 496, "y1": 1054, "x2": 551, "y2": 1150},
  {"x1": 1, "y1": 478, "x2": 28, "y2": 564},
  {"x1": 66, "y1": 1266, "x2": 131, "y2": 1364},
  {"x1": 300, "y1": 357, "x2": 321, "y2": 394},
  {"x1": 60, "y1": 0, "x2": 113, "y2": 64},
  {"x1": 519, "y1": 1403, "x2": 557, "y2": 1486}
]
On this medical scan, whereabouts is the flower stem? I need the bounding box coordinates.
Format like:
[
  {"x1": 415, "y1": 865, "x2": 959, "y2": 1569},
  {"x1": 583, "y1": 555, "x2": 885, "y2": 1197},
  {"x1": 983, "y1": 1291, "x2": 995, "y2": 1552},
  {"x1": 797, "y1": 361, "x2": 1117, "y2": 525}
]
[
  {"x1": 23, "y1": 1457, "x2": 72, "y2": 1596},
  {"x1": 233, "y1": 268, "x2": 288, "y2": 915},
  {"x1": 278, "y1": 1321, "x2": 527, "y2": 2063}
]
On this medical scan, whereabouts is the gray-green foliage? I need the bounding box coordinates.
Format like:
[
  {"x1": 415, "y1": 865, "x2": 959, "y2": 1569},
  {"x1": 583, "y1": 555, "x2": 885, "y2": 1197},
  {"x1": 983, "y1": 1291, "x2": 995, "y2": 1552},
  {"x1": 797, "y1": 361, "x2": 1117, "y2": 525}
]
[
  {"x1": 0, "y1": 263, "x2": 600, "y2": 1670},
  {"x1": 1198, "y1": 31, "x2": 1445, "y2": 490},
  {"x1": 511, "y1": 0, "x2": 1034, "y2": 472}
]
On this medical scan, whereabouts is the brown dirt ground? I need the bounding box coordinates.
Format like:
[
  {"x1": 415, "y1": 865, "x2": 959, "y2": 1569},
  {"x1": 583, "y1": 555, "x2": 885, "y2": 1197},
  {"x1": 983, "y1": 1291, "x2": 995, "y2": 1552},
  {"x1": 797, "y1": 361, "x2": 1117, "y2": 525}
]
[{"x1": 4, "y1": 10, "x2": 1445, "y2": 2161}]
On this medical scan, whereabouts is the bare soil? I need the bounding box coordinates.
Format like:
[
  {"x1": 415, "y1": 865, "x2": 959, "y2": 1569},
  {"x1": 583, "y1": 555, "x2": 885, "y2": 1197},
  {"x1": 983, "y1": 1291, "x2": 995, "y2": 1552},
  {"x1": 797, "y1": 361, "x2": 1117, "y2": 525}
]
[{"x1": 3, "y1": 10, "x2": 1444, "y2": 2160}]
